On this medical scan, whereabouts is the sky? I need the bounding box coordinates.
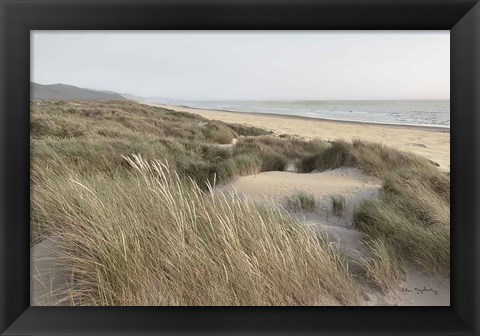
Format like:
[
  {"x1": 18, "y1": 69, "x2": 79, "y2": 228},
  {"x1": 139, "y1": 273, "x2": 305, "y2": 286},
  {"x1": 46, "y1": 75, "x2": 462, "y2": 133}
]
[{"x1": 31, "y1": 31, "x2": 450, "y2": 100}]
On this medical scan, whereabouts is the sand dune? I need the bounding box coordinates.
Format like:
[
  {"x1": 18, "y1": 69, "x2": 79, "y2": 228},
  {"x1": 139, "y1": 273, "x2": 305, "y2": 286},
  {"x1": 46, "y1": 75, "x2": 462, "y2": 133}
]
[
  {"x1": 215, "y1": 168, "x2": 450, "y2": 306},
  {"x1": 145, "y1": 103, "x2": 450, "y2": 171},
  {"x1": 32, "y1": 166, "x2": 450, "y2": 306},
  {"x1": 216, "y1": 168, "x2": 380, "y2": 271},
  {"x1": 216, "y1": 169, "x2": 378, "y2": 201}
]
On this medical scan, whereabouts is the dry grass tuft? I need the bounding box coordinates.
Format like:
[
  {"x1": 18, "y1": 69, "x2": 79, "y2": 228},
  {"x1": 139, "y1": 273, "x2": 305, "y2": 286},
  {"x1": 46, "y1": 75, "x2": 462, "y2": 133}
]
[
  {"x1": 359, "y1": 238, "x2": 404, "y2": 294},
  {"x1": 331, "y1": 195, "x2": 346, "y2": 216},
  {"x1": 284, "y1": 191, "x2": 317, "y2": 212},
  {"x1": 354, "y1": 165, "x2": 450, "y2": 276}
]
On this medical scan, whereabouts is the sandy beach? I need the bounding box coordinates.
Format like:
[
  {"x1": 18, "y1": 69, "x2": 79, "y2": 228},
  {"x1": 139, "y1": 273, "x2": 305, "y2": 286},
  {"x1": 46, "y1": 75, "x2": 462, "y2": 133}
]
[{"x1": 145, "y1": 103, "x2": 450, "y2": 171}]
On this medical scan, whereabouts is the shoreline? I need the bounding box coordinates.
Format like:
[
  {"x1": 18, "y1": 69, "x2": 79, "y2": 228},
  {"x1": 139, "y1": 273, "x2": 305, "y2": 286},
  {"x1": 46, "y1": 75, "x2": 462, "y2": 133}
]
[
  {"x1": 143, "y1": 102, "x2": 450, "y2": 171},
  {"x1": 149, "y1": 102, "x2": 450, "y2": 133}
]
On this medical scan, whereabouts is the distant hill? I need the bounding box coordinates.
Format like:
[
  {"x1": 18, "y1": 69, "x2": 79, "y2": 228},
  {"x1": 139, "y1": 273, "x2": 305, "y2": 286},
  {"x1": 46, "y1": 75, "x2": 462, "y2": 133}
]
[{"x1": 31, "y1": 82, "x2": 127, "y2": 101}]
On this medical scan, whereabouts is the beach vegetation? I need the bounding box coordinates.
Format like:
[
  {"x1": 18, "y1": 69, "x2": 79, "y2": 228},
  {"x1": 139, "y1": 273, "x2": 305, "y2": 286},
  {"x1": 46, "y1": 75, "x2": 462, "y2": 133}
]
[
  {"x1": 359, "y1": 238, "x2": 404, "y2": 294},
  {"x1": 228, "y1": 123, "x2": 272, "y2": 137},
  {"x1": 331, "y1": 195, "x2": 346, "y2": 216},
  {"x1": 298, "y1": 139, "x2": 436, "y2": 178},
  {"x1": 201, "y1": 121, "x2": 237, "y2": 144},
  {"x1": 32, "y1": 154, "x2": 360, "y2": 306},
  {"x1": 284, "y1": 191, "x2": 317, "y2": 212},
  {"x1": 354, "y1": 165, "x2": 450, "y2": 276}
]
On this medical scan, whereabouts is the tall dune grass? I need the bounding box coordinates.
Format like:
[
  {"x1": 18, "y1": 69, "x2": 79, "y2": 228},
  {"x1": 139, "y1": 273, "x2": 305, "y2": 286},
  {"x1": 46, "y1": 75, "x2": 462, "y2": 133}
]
[
  {"x1": 298, "y1": 139, "x2": 437, "y2": 178},
  {"x1": 31, "y1": 155, "x2": 360, "y2": 306},
  {"x1": 294, "y1": 136, "x2": 450, "y2": 277},
  {"x1": 354, "y1": 166, "x2": 450, "y2": 276},
  {"x1": 359, "y1": 238, "x2": 405, "y2": 294}
]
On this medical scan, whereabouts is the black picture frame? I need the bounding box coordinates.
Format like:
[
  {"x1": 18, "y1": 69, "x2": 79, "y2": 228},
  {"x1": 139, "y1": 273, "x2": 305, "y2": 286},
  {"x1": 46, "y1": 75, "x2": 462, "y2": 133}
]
[{"x1": 1, "y1": 0, "x2": 479, "y2": 335}]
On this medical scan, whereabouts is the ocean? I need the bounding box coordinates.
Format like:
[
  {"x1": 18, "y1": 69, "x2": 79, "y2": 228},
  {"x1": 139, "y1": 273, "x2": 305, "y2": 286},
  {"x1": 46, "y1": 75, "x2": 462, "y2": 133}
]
[{"x1": 163, "y1": 100, "x2": 450, "y2": 128}]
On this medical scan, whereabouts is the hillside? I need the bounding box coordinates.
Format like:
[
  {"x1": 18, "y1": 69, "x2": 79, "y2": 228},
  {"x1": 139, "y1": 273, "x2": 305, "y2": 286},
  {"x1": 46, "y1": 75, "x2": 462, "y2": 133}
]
[{"x1": 31, "y1": 82, "x2": 127, "y2": 101}]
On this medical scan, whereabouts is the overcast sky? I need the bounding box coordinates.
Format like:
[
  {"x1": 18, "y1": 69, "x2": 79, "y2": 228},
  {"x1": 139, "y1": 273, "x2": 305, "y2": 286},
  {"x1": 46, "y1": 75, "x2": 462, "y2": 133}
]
[{"x1": 32, "y1": 31, "x2": 449, "y2": 100}]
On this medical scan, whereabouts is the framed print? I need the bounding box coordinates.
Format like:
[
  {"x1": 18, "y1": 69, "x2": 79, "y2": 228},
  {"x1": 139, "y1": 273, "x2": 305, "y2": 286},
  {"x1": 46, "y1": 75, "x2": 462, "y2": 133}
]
[{"x1": 1, "y1": 0, "x2": 479, "y2": 335}]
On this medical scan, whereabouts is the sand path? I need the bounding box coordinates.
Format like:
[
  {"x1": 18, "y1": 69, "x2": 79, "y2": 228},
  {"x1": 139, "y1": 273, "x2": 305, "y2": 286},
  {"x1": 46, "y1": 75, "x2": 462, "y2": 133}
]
[{"x1": 145, "y1": 103, "x2": 450, "y2": 171}]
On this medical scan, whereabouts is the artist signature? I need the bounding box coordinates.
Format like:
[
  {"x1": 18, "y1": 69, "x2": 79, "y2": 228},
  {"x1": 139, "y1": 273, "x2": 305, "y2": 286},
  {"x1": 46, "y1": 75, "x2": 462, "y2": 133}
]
[{"x1": 401, "y1": 286, "x2": 439, "y2": 295}]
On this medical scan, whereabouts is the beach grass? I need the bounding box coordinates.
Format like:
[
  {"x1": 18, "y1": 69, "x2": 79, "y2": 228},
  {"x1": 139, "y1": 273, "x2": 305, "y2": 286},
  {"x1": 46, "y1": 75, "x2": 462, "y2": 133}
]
[
  {"x1": 290, "y1": 136, "x2": 449, "y2": 276},
  {"x1": 284, "y1": 191, "x2": 317, "y2": 212},
  {"x1": 359, "y1": 238, "x2": 404, "y2": 294},
  {"x1": 331, "y1": 195, "x2": 346, "y2": 216},
  {"x1": 354, "y1": 165, "x2": 450, "y2": 276},
  {"x1": 297, "y1": 139, "x2": 436, "y2": 178},
  {"x1": 32, "y1": 154, "x2": 360, "y2": 306}
]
